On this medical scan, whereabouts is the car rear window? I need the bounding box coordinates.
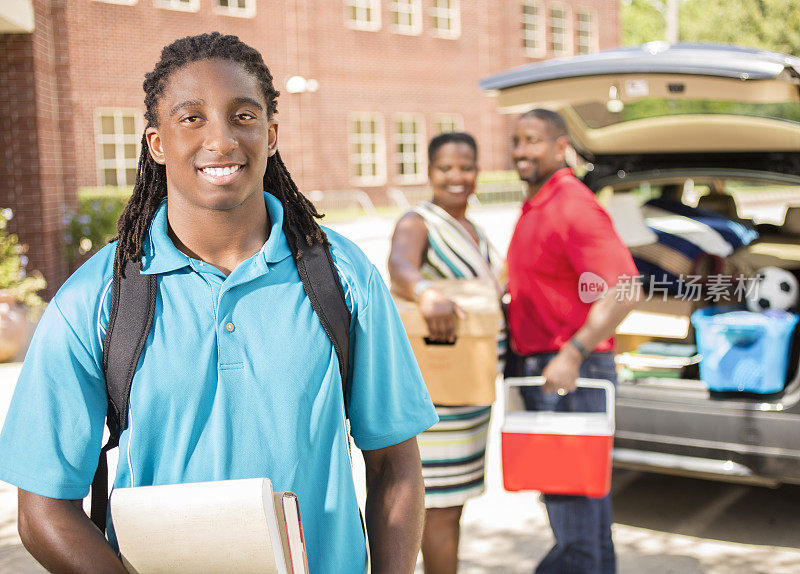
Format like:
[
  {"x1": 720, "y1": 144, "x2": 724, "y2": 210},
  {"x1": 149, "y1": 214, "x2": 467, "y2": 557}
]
[{"x1": 573, "y1": 99, "x2": 800, "y2": 129}]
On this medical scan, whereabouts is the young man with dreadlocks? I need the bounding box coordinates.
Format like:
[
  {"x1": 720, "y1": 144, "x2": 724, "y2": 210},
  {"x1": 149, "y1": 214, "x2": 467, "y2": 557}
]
[{"x1": 0, "y1": 33, "x2": 437, "y2": 573}]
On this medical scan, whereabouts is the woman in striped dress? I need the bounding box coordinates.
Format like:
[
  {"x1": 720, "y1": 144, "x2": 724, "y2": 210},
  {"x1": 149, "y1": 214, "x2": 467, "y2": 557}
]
[{"x1": 389, "y1": 132, "x2": 503, "y2": 574}]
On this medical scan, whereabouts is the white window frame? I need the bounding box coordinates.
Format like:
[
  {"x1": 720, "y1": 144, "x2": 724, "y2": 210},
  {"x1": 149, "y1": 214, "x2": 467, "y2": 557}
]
[
  {"x1": 575, "y1": 8, "x2": 598, "y2": 55},
  {"x1": 430, "y1": 0, "x2": 460, "y2": 39},
  {"x1": 394, "y1": 114, "x2": 426, "y2": 185},
  {"x1": 549, "y1": 3, "x2": 572, "y2": 56},
  {"x1": 94, "y1": 109, "x2": 143, "y2": 187},
  {"x1": 433, "y1": 113, "x2": 464, "y2": 135},
  {"x1": 91, "y1": 0, "x2": 137, "y2": 5},
  {"x1": 390, "y1": 0, "x2": 422, "y2": 35},
  {"x1": 349, "y1": 113, "x2": 387, "y2": 187},
  {"x1": 521, "y1": 1, "x2": 546, "y2": 58},
  {"x1": 213, "y1": 0, "x2": 256, "y2": 18},
  {"x1": 345, "y1": 0, "x2": 382, "y2": 31},
  {"x1": 154, "y1": 0, "x2": 198, "y2": 12}
]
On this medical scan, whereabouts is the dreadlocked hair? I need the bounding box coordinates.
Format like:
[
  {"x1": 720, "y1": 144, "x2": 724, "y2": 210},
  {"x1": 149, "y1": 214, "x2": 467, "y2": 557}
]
[{"x1": 114, "y1": 32, "x2": 327, "y2": 273}]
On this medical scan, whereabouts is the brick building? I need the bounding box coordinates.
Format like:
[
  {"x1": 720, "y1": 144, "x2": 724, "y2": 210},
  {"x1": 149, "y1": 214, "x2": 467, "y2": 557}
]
[{"x1": 1, "y1": 0, "x2": 619, "y2": 293}]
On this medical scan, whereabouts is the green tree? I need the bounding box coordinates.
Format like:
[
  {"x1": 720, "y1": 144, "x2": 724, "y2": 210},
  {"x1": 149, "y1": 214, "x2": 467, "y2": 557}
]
[
  {"x1": 621, "y1": 0, "x2": 667, "y2": 45},
  {"x1": 680, "y1": 0, "x2": 800, "y2": 56},
  {"x1": 622, "y1": 0, "x2": 800, "y2": 56}
]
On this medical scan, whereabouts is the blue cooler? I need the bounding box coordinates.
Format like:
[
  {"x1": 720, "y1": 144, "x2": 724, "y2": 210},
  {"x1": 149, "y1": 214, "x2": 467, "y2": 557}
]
[{"x1": 691, "y1": 308, "x2": 798, "y2": 393}]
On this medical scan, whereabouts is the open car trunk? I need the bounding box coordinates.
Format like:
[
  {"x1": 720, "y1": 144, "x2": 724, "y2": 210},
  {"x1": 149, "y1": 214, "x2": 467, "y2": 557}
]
[{"x1": 607, "y1": 176, "x2": 800, "y2": 485}]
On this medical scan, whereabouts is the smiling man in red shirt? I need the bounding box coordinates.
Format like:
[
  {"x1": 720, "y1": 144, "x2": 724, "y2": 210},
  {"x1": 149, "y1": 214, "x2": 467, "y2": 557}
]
[{"x1": 504, "y1": 109, "x2": 637, "y2": 574}]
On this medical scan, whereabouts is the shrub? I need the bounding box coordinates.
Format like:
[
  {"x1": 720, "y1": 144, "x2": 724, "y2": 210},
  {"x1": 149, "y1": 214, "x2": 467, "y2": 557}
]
[
  {"x1": 0, "y1": 208, "x2": 46, "y2": 309},
  {"x1": 63, "y1": 186, "x2": 131, "y2": 269}
]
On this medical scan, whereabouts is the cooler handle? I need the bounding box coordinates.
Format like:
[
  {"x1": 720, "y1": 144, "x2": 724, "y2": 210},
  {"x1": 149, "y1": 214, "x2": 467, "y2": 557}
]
[{"x1": 503, "y1": 376, "x2": 615, "y2": 430}]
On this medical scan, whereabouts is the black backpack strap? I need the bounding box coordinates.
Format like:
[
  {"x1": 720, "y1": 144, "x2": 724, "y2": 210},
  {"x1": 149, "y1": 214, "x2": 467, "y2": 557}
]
[
  {"x1": 293, "y1": 240, "x2": 363, "y2": 542},
  {"x1": 90, "y1": 257, "x2": 157, "y2": 531},
  {"x1": 294, "y1": 242, "x2": 352, "y2": 406},
  {"x1": 89, "y1": 441, "x2": 116, "y2": 532},
  {"x1": 102, "y1": 259, "x2": 158, "y2": 438}
]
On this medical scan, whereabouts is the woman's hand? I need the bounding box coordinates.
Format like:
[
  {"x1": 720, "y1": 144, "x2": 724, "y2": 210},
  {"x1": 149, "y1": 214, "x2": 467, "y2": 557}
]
[{"x1": 418, "y1": 288, "x2": 466, "y2": 343}]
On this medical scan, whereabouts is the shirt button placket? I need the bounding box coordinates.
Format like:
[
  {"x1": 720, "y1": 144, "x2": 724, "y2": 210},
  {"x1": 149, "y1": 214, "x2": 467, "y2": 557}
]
[{"x1": 219, "y1": 319, "x2": 239, "y2": 370}]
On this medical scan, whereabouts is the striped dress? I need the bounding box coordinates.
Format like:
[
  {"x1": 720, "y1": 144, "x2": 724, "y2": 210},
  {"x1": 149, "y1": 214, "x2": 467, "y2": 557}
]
[{"x1": 411, "y1": 201, "x2": 504, "y2": 508}]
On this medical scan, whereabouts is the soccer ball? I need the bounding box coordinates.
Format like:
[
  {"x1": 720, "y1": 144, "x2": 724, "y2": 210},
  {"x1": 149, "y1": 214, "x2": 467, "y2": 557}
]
[{"x1": 745, "y1": 266, "x2": 799, "y2": 312}]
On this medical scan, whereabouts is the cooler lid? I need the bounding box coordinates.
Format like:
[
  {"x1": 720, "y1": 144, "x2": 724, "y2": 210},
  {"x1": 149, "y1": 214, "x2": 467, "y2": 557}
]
[{"x1": 502, "y1": 411, "x2": 614, "y2": 436}]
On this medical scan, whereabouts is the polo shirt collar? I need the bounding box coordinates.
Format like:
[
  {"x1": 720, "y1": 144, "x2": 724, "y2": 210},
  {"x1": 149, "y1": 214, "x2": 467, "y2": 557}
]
[
  {"x1": 140, "y1": 192, "x2": 292, "y2": 275},
  {"x1": 260, "y1": 192, "x2": 292, "y2": 264},
  {"x1": 140, "y1": 199, "x2": 189, "y2": 275},
  {"x1": 522, "y1": 167, "x2": 573, "y2": 214}
]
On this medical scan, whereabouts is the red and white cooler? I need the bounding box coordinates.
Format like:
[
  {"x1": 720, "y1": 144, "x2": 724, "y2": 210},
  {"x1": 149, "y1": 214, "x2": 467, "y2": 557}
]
[{"x1": 501, "y1": 377, "x2": 615, "y2": 498}]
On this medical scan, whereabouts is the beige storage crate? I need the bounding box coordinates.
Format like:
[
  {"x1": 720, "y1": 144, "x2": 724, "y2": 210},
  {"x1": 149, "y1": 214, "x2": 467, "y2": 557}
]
[
  {"x1": 394, "y1": 279, "x2": 502, "y2": 406},
  {"x1": 615, "y1": 296, "x2": 697, "y2": 353}
]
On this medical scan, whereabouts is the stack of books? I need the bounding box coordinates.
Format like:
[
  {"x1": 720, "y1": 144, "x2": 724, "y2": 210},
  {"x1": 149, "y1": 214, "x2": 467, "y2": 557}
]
[
  {"x1": 110, "y1": 477, "x2": 309, "y2": 573},
  {"x1": 616, "y1": 343, "x2": 701, "y2": 380}
]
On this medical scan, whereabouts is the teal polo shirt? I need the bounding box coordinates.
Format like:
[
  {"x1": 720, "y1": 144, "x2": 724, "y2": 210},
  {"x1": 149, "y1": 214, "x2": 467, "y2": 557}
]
[{"x1": 0, "y1": 192, "x2": 437, "y2": 572}]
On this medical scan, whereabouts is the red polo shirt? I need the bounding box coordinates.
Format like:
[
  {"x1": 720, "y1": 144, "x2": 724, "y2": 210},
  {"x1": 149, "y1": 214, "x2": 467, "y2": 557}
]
[{"x1": 506, "y1": 168, "x2": 637, "y2": 355}]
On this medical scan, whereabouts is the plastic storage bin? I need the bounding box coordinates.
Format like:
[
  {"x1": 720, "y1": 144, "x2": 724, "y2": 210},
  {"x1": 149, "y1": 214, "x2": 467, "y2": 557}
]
[
  {"x1": 691, "y1": 308, "x2": 798, "y2": 393},
  {"x1": 501, "y1": 377, "x2": 615, "y2": 497}
]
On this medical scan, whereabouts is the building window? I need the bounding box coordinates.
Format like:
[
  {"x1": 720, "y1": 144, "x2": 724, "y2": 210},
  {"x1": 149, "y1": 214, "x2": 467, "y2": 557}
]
[
  {"x1": 349, "y1": 114, "x2": 386, "y2": 186},
  {"x1": 430, "y1": 0, "x2": 460, "y2": 39},
  {"x1": 391, "y1": 0, "x2": 422, "y2": 35},
  {"x1": 213, "y1": 0, "x2": 256, "y2": 18},
  {"x1": 549, "y1": 4, "x2": 571, "y2": 56},
  {"x1": 522, "y1": 1, "x2": 545, "y2": 57},
  {"x1": 576, "y1": 9, "x2": 597, "y2": 54},
  {"x1": 395, "y1": 114, "x2": 426, "y2": 184},
  {"x1": 154, "y1": 0, "x2": 198, "y2": 11},
  {"x1": 95, "y1": 109, "x2": 142, "y2": 187},
  {"x1": 345, "y1": 0, "x2": 381, "y2": 31},
  {"x1": 433, "y1": 114, "x2": 464, "y2": 134}
]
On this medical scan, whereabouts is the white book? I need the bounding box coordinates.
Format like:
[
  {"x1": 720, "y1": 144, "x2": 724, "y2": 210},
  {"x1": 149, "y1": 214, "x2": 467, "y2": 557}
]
[
  {"x1": 110, "y1": 477, "x2": 309, "y2": 574},
  {"x1": 616, "y1": 352, "x2": 701, "y2": 370}
]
